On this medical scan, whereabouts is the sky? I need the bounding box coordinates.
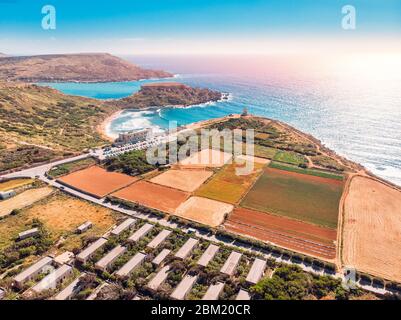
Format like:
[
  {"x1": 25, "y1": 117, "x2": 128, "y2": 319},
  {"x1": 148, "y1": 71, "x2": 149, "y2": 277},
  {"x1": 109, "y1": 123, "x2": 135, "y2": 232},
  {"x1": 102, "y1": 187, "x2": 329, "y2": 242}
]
[{"x1": 0, "y1": 0, "x2": 400, "y2": 55}]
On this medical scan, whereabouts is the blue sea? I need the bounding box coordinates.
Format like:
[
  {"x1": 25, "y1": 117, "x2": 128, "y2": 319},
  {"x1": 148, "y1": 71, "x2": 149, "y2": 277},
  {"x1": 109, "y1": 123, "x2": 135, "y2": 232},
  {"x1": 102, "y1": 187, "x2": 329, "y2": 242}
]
[{"x1": 38, "y1": 54, "x2": 401, "y2": 186}]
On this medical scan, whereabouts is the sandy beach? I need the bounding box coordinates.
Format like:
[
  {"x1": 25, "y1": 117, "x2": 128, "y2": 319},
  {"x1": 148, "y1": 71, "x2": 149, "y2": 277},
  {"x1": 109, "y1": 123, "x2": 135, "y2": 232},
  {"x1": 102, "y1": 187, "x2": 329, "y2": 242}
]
[{"x1": 98, "y1": 110, "x2": 123, "y2": 141}]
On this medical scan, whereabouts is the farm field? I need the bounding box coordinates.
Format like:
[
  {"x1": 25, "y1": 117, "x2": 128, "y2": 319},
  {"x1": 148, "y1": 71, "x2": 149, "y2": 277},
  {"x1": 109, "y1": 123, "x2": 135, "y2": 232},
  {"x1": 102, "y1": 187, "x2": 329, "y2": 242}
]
[
  {"x1": 57, "y1": 165, "x2": 137, "y2": 198},
  {"x1": 195, "y1": 159, "x2": 267, "y2": 204},
  {"x1": 150, "y1": 169, "x2": 213, "y2": 192},
  {"x1": 0, "y1": 192, "x2": 122, "y2": 252},
  {"x1": 241, "y1": 167, "x2": 344, "y2": 229},
  {"x1": 342, "y1": 176, "x2": 401, "y2": 282},
  {"x1": 0, "y1": 178, "x2": 34, "y2": 191},
  {"x1": 178, "y1": 148, "x2": 232, "y2": 168},
  {"x1": 112, "y1": 181, "x2": 190, "y2": 214},
  {"x1": 224, "y1": 208, "x2": 337, "y2": 260},
  {"x1": 273, "y1": 150, "x2": 307, "y2": 166},
  {"x1": 175, "y1": 196, "x2": 234, "y2": 227},
  {"x1": 0, "y1": 187, "x2": 53, "y2": 218}
]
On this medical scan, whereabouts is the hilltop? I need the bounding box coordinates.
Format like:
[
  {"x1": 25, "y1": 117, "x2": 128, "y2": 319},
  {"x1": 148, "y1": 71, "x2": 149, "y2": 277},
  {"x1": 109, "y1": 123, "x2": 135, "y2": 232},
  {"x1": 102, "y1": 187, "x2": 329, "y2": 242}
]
[
  {"x1": 108, "y1": 82, "x2": 223, "y2": 109},
  {"x1": 0, "y1": 53, "x2": 8, "y2": 58},
  {"x1": 0, "y1": 53, "x2": 172, "y2": 82}
]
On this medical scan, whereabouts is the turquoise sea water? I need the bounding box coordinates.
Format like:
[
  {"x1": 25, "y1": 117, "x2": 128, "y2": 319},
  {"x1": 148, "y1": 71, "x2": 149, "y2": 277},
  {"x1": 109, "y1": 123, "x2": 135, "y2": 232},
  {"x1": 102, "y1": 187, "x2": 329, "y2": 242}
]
[{"x1": 38, "y1": 55, "x2": 401, "y2": 186}]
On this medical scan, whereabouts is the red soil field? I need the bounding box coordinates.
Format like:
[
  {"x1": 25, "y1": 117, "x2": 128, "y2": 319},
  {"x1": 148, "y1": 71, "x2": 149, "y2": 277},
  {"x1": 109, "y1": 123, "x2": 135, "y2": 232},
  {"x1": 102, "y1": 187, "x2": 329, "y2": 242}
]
[
  {"x1": 57, "y1": 166, "x2": 137, "y2": 198},
  {"x1": 224, "y1": 208, "x2": 337, "y2": 260},
  {"x1": 112, "y1": 181, "x2": 190, "y2": 214}
]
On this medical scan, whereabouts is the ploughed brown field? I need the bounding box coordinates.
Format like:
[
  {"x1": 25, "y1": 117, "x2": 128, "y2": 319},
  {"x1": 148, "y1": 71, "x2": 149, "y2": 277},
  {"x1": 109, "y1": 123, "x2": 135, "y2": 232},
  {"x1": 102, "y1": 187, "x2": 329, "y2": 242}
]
[
  {"x1": 175, "y1": 196, "x2": 234, "y2": 227},
  {"x1": 150, "y1": 169, "x2": 213, "y2": 192},
  {"x1": 57, "y1": 166, "x2": 137, "y2": 198},
  {"x1": 342, "y1": 176, "x2": 401, "y2": 282},
  {"x1": 224, "y1": 208, "x2": 337, "y2": 260},
  {"x1": 112, "y1": 181, "x2": 190, "y2": 214}
]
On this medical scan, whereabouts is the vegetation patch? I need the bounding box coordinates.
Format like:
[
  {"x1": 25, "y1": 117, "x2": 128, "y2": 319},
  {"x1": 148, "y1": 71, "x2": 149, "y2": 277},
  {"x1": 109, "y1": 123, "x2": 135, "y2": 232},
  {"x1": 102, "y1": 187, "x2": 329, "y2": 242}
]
[
  {"x1": 273, "y1": 150, "x2": 307, "y2": 166},
  {"x1": 47, "y1": 158, "x2": 97, "y2": 178},
  {"x1": 269, "y1": 161, "x2": 344, "y2": 180}
]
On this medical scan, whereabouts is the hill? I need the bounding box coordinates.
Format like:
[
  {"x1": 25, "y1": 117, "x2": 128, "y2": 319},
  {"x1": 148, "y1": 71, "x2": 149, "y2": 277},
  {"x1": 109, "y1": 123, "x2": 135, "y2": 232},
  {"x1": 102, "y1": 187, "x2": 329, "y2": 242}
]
[
  {"x1": 108, "y1": 82, "x2": 223, "y2": 109},
  {"x1": 0, "y1": 53, "x2": 172, "y2": 82},
  {"x1": 0, "y1": 53, "x2": 8, "y2": 58}
]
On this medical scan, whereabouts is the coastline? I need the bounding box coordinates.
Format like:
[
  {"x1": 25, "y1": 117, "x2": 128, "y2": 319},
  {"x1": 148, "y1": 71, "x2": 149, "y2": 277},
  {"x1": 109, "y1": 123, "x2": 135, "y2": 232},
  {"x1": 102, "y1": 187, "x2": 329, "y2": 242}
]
[{"x1": 97, "y1": 110, "x2": 123, "y2": 141}]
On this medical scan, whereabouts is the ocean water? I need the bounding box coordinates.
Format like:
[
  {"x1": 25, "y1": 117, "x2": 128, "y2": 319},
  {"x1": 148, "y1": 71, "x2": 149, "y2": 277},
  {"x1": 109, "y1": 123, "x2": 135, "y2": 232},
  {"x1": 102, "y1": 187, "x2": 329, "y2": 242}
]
[{"x1": 38, "y1": 54, "x2": 401, "y2": 186}]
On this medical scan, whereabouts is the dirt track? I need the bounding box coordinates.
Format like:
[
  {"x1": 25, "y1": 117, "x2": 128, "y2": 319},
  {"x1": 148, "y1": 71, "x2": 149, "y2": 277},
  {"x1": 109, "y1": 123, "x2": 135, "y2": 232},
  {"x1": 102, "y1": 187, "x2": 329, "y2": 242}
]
[{"x1": 342, "y1": 176, "x2": 401, "y2": 282}]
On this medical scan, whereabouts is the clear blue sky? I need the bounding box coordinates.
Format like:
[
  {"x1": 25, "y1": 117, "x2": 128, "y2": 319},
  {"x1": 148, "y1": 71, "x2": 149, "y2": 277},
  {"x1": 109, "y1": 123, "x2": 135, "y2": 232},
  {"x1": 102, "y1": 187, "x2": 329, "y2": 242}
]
[{"x1": 0, "y1": 0, "x2": 400, "y2": 54}]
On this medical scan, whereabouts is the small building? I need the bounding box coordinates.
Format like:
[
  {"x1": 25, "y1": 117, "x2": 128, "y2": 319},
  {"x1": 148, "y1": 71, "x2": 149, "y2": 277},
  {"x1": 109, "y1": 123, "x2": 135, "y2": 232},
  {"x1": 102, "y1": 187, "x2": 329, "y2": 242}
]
[
  {"x1": 220, "y1": 251, "x2": 242, "y2": 276},
  {"x1": 53, "y1": 273, "x2": 85, "y2": 300},
  {"x1": 115, "y1": 252, "x2": 146, "y2": 280},
  {"x1": 95, "y1": 245, "x2": 126, "y2": 272},
  {"x1": 147, "y1": 229, "x2": 171, "y2": 249},
  {"x1": 174, "y1": 238, "x2": 198, "y2": 260},
  {"x1": 236, "y1": 289, "x2": 251, "y2": 301},
  {"x1": 32, "y1": 264, "x2": 73, "y2": 293},
  {"x1": 0, "y1": 287, "x2": 5, "y2": 300},
  {"x1": 13, "y1": 256, "x2": 53, "y2": 289},
  {"x1": 54, "y1": 251, "x2": 74, "y2": 266},
  {"x1": 246, "y1": 258, "x2": 266, "y2": 284},
  {"x1": 86, "y1": 283, "x2": 108, "y2": 301},
  {"x1": 128, "y1": 223, "x2": 154, "y2": 243},
  {"x1": 152, "y1": 249, "x2": 171, "y2": 266},
  {"x1": 111, "y1": 218, "x2": 136, "y2": 237},
  {"x1": 170, "y1": 275, "x2": 198, "y2": 300},
  {"x1": 76, "y1": 221, "x2": 93, "y2": 234},
  {"x1": 18, "y1": 228, "x2": 39, "y2": 240},
  {"x1": 76, "y1": 238, "x2": 108, "y2": 264},
  {"x1": 197, "y1": 244, "x2": 219, "y2": 267},
  {"x1": 202, "y1": 282, "x2": 225, "y2": 300},
  {"x1": 146, "y1": 266, "x2": 170, "y2": 292},
  {"x1": 115, "y1": 128, "x2": 153, "y2": 145},
  {"x1": 0, "y1": 190, "x2": 16, "y2": 200}
]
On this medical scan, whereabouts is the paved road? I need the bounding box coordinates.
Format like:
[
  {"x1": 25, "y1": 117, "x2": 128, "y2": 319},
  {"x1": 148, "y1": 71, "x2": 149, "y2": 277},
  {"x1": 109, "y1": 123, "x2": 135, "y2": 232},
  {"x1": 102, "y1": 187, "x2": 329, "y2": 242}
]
[{"x1": 0, "y1": 154, "x2": 392, "y2": 297}]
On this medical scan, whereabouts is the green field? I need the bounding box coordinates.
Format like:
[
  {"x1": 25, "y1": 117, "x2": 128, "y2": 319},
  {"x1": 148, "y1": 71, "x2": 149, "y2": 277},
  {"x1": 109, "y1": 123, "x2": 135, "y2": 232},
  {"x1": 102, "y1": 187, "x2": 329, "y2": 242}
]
[
  {"x1": 240, "y1": 167, "x2": 344, "y2": 228},
  {"x1": 269, "y1": 161, "x2": 344, "y2": 181},
  {"x1": 273, "y1": 150, "x2": 307, "y2": 166},
  {"x1": 47, "y1": 158, "x2": 97, "y2": 178}
]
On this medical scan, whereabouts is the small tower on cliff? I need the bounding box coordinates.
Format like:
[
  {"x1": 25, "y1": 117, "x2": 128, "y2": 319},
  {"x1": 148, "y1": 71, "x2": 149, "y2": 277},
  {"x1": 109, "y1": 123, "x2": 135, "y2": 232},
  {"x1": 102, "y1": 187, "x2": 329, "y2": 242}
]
[{"x1": 241, "y1": 107, "x2": 249, "y2": 117}]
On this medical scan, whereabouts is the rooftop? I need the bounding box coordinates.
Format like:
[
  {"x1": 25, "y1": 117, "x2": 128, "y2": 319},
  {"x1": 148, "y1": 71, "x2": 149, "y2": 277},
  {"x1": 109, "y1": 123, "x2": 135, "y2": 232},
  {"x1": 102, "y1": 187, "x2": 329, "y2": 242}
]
[
  {"x1": 197, "y1": 244, "x2": 219, "y2": 267},
  {"x1": 13, "y1": 256, "x2": 53, "y2": 284},
  {"x1": 111, "y1": 218, "x2": 136, "y2": 236},
  {"x1": 147, "y1": 265, "x2": 170, "y2": 291},
  {"x1": 53, "y1": 274, "x2": 84, "y2": 300},
  {"x1": 76, "y1": 237, "x2": 108, "y2": 262},
  {"x1": 246, "y1": 258, "x2": 266, "y2": 284},
  {"x1": 220, "y1": 251, "x2": 242, "y2": 276},
  {"x1": 95, "y1": 245, "x2": 126, "y2": 270},
  {"x1": 202, "y1": 282, "x2": 225, "y2": 300},
  {"x1": 115, "y1": 252, "x2": 146, "y2": 279},
  {"x1": 170, "y1": 275, "x2": 198, "y2": 300},
  {"x1": 174, "y1": 238, "x2": 198, "y2": 260},
  {"x1": 236, "y1": 289, "x2": 251, "y2": 301},
  {"x1": 147, "y1": 229, "x2": 172, "y2": 249},
  {"x1": 32, "y1": 264, "x2": 73, "y2": 293},
  {"x1": 128, "y1": 223, "x2": 154, "y2": 242},
  {"x1": 152, "y1": 249, "x2": 171, "y2": 266}
]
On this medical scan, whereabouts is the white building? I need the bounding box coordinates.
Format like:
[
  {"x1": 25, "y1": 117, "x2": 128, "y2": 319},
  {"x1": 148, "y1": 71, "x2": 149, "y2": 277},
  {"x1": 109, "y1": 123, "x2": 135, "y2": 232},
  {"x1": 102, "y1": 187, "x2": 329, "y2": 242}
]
[
  {"x1": 95, "y1": 245, "x2": 126, "y2": 272},
  {"x1": 76, "y1": 221, "x2": 93, "y2": 234},
  {"x1": 18, "y1": 228, "x2": 39, "y2": 240},
  {"x1": 111, "y1": 218, "x2": 136, "y2": 236},
  {"x1": 115, "y1": 252, "x2": 146, "y2": 279},
  {"x1": 170, "y1": 275, "x2": 198, "y2": 300},
  {"x1": 0, "y1": 190, "x2": 16, "y2": 200},
  {"x1": 13, "y1": 256, "x2": 53, "y2": 289},
  {"x1": 32, "y1": 264, "x2": 73, "y2": 293},
  {"x1": 220, "y1": 251, "x2": 242, "y2": 276},
  {"x1": 76, "y1": 238, "x2": 108, "y2": 264},
  {"x1": 115, "y1": 128, "x2": 153, "y2": 145},
  {"x1": 197, "y1": 244, "x2": 219, "y2": 267},
  {"x1": 174, "y1": 238, "x2": 198, "y2": 260}
]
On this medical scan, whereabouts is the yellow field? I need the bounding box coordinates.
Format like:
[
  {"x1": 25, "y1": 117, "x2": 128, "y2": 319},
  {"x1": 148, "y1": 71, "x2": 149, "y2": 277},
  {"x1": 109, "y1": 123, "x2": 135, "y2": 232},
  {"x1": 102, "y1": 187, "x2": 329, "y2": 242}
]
[
  {"x1": 195, "y1": 159, "x2": 267, "y2": 204},
  {"x1": 0, "y1": 192, "x2": 122, "y2": 251},
  {"x1": 0, "y1": 178, "x2": 34, "y2": 191}
]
